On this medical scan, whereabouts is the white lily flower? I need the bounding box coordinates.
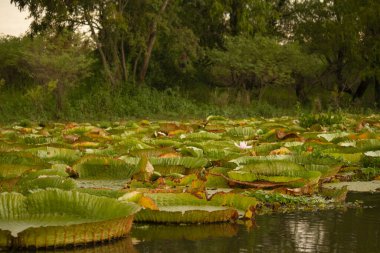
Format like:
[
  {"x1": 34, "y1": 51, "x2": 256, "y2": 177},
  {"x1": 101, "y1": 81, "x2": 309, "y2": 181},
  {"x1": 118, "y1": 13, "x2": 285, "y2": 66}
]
[{"x1": 234, "y1": 141, "x2": 252, "y2": 149}]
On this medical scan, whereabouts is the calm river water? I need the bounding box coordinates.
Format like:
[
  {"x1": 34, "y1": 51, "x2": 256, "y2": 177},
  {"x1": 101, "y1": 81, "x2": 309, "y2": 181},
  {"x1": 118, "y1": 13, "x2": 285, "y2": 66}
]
[{"x1": 46, "y1": 192, "x2": 380, "y2": 253}]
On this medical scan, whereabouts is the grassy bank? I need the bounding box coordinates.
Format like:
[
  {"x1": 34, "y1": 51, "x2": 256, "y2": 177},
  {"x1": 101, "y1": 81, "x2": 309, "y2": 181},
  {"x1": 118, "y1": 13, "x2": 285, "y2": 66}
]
[{"x1": 1, "y1": 83, "x2": 378, "y2": 124}]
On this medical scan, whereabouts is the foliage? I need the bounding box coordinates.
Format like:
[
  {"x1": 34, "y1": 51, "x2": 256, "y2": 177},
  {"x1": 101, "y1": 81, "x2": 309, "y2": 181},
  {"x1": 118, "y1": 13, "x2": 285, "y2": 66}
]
[
  {"x1": 298, "y1": 111, "x2": 344, "y2": 128},
  {"x1": 2, "y1": 1, "x2": 380, "y2": 248},
  {"x1": 0, "y1": 189, "x2": 140, "y2": 248},
  {"x1": 209, "y1": 36, "x2": 324, "y2": 102},
  {"x1": 246, "y1": 190, "x2": 326, "y2": 206},
  {"x1": 73, "y1": 156, "x2": 140, "y2": 180},
  {"x1": 0, "y1": 0, "x2": 378, "y2": 114},
  {"x1": 0, "y1": 114, "x2": 376, "y2": 248},
  {"x1": 22, "y1": 31, "x2": 95, "y2": 115}
]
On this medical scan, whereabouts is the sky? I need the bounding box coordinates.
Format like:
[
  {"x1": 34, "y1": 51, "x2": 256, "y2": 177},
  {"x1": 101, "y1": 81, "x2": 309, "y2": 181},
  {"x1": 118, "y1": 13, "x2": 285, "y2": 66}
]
[{"x1": 0, "y1": 1, "x2": 31, "y2": 36}]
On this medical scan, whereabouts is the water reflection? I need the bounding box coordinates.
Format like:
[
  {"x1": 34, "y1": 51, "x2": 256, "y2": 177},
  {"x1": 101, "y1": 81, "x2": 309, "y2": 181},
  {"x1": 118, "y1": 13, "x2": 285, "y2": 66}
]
[
  {"x1": 30, "y1": 237, "x2": 138, "y2": 253},
  {"x1": 23, "y1": 192, "x2": 380, "y2": 253},
  {"x1": 287, "y1": 218, "x2": 327, "y2": 253},
  {"x1": 248, "y1": 192, "x2": 380, "y2": 253},
  {"x1": 132, "y1": 223, "x2": 239, "y2": 241}
]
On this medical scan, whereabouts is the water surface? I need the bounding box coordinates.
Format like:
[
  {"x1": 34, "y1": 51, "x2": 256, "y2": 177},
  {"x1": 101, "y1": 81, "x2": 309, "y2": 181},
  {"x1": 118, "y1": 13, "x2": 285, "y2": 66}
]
[
  {"x1": 130, "y1": 192, "x2": 379, "y2": 253},
  {"x1": 46, "y1": 192, "x2": 380, "y2": 253}
]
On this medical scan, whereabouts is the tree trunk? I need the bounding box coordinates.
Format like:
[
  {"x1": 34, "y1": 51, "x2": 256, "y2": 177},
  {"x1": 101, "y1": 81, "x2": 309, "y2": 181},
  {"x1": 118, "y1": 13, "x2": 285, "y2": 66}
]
[
  {"x1": 336, "y1": 49, "x2": 353, "y2": 95},
  {"x1": 138, "y1": 0, "x2": 170, "y2": 84},
  {"x1": 84, "y1": 13, "x2": 116, "y2": 87},
  {"x1": 295, "y1": 80, "x2": 310, "y2": 105},
  {"x1": 375, "y1": 76, "x2": 380, "y2": 108},
  {"x1": 133, "y1": 48, "x2": 143, "y2": 85},
  {"x1": 111, "y1": 37, "x2": 122, "y2": 88},
  {"x1": 55, "y1": 81, "x2": 64, "y2": 117},
  {"x1": 353, "y1": 76, "x2": 372, "y2": 101},
  {"x1": 230, "y1": 0, "x2": 240, "y2": 36},
  {"x1": 258, "y1": 82, "x2": 266, "y2": 103},
  {"x1": 121, "y1": 36, "x2": 128, "y2": 82}
]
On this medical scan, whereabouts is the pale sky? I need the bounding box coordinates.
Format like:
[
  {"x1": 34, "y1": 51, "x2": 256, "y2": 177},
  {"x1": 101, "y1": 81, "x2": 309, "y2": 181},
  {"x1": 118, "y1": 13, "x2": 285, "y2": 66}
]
[{"x1": 0, "y1": 1, "x2": 31, "y2": 36}]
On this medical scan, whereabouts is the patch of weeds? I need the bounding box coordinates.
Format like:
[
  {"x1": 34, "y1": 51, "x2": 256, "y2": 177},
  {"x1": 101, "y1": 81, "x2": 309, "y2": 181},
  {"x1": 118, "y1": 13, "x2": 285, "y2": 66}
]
[
  {"x1": 298, "y1": 110, "x2": 343, "y2": 128},
  {"x1": 357, "y1": 167, "x2": 380, "y2": 181}
]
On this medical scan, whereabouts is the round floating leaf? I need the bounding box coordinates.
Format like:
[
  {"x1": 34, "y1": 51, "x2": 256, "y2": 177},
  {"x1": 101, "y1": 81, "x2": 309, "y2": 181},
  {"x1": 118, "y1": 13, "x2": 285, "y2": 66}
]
[
  {"x1": 227, "y1": 161, "x2": 320, "y2": 187},
  {"x1": 364, "y1": 150, "x2": 380, "y2": 157},
  {"x1": 73, "y1": 156, "x2": 139, "y2": 180},
  {"x1": 229, "y1": 155, "x2": 292, "y2": 166},
  {"x1": 252, "y1": 143, "x2": 282, "y2": 155},
  {"x1": 318, "y1": 132, "x2": 350, "y2": 142},
  {"x1": 206, "y1": 167, "x2": 231, "y2": 188},
  {"x1": 0, "y1": 189, "x2": 140, "y2": 249},
  {"x1": 209, "y1": 192, "x2": 258, "y2": 213},
  {"x1": 134, "y1": 192, "x2": 238, "y2": 223},
  {"x1": 149, "y1": 157, "x2": 208, "y2": 169},
  {"x1": 356, "y1": 139, "x2": 380, "y2": 151},
  {"x1": 181, "y1": 131, "x2": 222, "y2": 140},
  {"x1": 116, "y1": 138, "x2": 153, "y2": 152},
  {"x1": 15, "y1": 168, "x2": 76, "y2": 194},
  {"x1": 323, "y1": 181, "x2": 380, "y2": 192},
  {"x1": 27, "y1": 147, "x2": 81, "y2": 164},
  {"x1": 136, "y1": 206, "x2": 238, "y2": 223},
  {"x1": 236, "y1": 161, "x2": 305, "y2": 176},
  {"x1": 203, "y1": 148, "x2": 242, "y2": 162},
  {"x1": 226, "y1": 127, "x2": 256, "y2": 140},
  {"x1": 206, "y1": 115, "x2": 229, "y2": 122},
  {"x1": 179, "y1": 146, "x2": 204, "y2": 157},
  {"x1": 328, "y1": 153, "x2": 363, "y2": 164},
  {"x1": 304, "y1": 164, "x2": 340, "y2": 178},
  {"x1": 134, "y1": 192, "x2": 258, "y2": 223},
  {"x1": 0, "y1": 152, "x2": 49, "y2": 179}
]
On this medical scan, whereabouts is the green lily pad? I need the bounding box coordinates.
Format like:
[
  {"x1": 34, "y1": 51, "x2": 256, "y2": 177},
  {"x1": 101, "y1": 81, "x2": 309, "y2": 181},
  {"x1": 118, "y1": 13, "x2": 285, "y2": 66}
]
[
  {"x1": 73, "y1": 156, "x2": 139, "y2": 180},
  {"x1": 0, "y1": 189, "x2": 140, "y2": 249},
  {"x1": 27, "y1": 147, "x2": 81, "y2": 164},
  {"x1": 323, "y1": 181, "x2": 380, "y2": 192}
]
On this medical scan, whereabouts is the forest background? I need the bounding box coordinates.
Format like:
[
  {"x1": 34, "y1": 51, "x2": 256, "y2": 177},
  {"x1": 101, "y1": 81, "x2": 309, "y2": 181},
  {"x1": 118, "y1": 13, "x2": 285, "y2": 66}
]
[{"x1": 0, "y1": 0, "x2": 379, "y2": 122}]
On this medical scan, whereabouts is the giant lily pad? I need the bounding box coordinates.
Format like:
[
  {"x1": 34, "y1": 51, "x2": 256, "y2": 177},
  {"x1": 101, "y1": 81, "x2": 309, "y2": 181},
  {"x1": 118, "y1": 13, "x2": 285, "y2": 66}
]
[
  {"x1": 227, "y1": 161, "x2": 321, "y2": 187},
  {"x1": 149, "y1": 157, "x2": 208, "y2": 175},
  {"x1": 133, "y1": 193, "x2": 237, "y2": 223},
  {"x1": 0, "y1": 189, "x2": 140, "y2": 249},
  {"x1": 323, "y1": 181, "x2": 380, "y2": 192},
  {"x1": 73, "y1": 156, "x2": 139, "y2": 179},
  {"x1": 27, "y1": 147, "x2": 82, "y2": 165},
  {"x1": 0, "y1": 152, "x2": 49, "y2": 179},
  {"x1": 129, "y1": 192, "x2": 258, "y2": 223}
]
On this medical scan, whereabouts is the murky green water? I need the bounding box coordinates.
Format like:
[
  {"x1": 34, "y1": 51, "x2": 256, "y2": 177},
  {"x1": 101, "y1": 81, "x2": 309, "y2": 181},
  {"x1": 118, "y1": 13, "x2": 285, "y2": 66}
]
[{"x1": 46, "y1": 192, "x2": 380, "y2": 253}]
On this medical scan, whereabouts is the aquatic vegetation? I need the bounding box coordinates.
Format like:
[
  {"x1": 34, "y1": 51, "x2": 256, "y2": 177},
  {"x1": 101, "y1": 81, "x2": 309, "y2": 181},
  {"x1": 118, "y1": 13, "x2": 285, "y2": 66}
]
[
  {"x1": 126, "y1": 192, "x2": 258, "y2": 223},
  {"x1": 0, "y1": 114, "x2": 378, "y2": 248},
  {"x1": 0, "y1": 189, "x2": 140, "y2": 249},
  {"x1": 73, "y1": 156, "x2": 139, "y2": 180},
  {"x1": 234, "y1": 141, "x2": 253, "y2": 149}
]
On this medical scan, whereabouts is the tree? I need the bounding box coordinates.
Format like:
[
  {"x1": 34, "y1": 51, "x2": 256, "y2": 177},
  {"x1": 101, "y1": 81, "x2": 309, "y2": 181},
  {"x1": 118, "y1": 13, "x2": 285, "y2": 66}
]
[
  {"x1": 209, "y1": 36, "x2": 323, "y2": 103},
  {"x1": 353, "y1": 0, "x2": 380, "y2": 106},
  {"x1": 0, "y1": 36, "x2": 32, "y2": 89},
  {"x1": 22, "y1": 31, "x2": 94, "y2": 116},
  {"x1": 11, "y1": 0, "x2": 174, "y2": 87},
  {"x1": 290, "y1": 0, "x2": 362, "y2": 105},
  {"x1": 138, "y1": 0, "x2": 171, "y2": 84},
  {"x1": 179, "y1": 0, "x2": 282, "y2": 48}
]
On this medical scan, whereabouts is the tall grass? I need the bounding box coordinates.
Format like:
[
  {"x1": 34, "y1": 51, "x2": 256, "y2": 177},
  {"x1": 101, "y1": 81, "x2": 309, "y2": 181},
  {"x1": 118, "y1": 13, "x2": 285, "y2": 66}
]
[
  {"x1": 0, "y1": 81, "x2": 377, "y2": 123},
  {"x1": 0, "y1": 82, "x2": 296, "y2": 123}
]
